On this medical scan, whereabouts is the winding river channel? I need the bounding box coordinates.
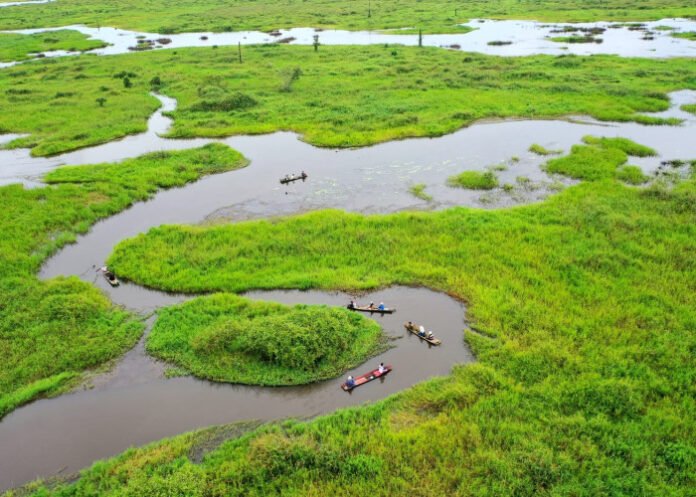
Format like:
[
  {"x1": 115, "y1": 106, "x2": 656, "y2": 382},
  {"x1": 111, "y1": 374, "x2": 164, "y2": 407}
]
[
  {"x1": 0, "y1": 89, "x2": 694, "y2": 490},
  {"x1": 1, "y1": 6, "x2": 696, "y2": 489}
]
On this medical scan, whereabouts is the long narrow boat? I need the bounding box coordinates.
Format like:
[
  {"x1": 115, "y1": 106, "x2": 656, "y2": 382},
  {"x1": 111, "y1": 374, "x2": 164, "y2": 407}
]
[
  {"x1": 348, "y1": 304, "x2": 396, "y2": 314},
  {"x1": 341, "y1": 365, "x2": 392, "y2": 391},
  {"x1": 279, "y1": 172, "x2": 308, "y2": 184},
  {"x1": 103, "y1": 270, "x2": 120, "y2": 287},
  {"x1": 404, "y1": 322, "x2": 441, "y2": 345}
]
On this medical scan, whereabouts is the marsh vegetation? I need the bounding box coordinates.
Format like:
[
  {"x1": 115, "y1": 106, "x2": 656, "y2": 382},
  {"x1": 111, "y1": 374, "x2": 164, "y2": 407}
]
[
  {"x1": 1, "y1": 0, "x2": 693, "y2": 34},
  {"x1": 0, "y1": 144, "x2": 248, "y2": 418},
  {"x1": 0, "y1": 30, "x2": 106, "y2": 62},
  {"x1": 12, "y1": 142, "x2": 694, "y2": 496},
  {"x1": 1, "y1": 45, "x2": 694, "y2": 156},
  {"x1": 148, "y1": 294, "x2": 387, "y2": 385},
  {"x1": 447, "y1": 170, "x2": 499, "y2": 190}
]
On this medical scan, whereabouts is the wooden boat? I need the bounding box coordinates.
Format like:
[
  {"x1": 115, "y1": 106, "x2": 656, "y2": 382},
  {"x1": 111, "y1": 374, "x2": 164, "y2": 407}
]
[
  {"x1": 404, "y1": 322, "x2": 441, "y2": 345},
  {"x1": 103, "y1": 270, "x2": 120, "y2": 287},
  {"x1": 348, "y1": 304, "x2": 396, "y2": 314},
  {"x1": 341, "y1": 365, "x2": 392, "y2": 391},
  {"x1": 279, "y1": 172, "x2": 308, "y2": 184}
]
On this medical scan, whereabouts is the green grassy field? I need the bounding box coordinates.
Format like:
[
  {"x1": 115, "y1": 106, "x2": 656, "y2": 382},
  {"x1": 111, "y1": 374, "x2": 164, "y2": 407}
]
[
  {"x1": 148, "y1": 294, "x2": 387, "y2": 385},
  {"x1": 0, "y1": 144, "x2": 248, "y2": 418},
  {"x1": 1, "y1": 45, "x2": 695, "y2": 156},
  {"x1": 0, "y1": 30, "x2": 106, "y2": 62},
  {"x1": 0, "y1": 0, "x2": 694, "y2": 33},
  {"x1": 682, "y1": 103, "x2": 696, "y2": 114},
  {"x1": 11, "y1": 142, "x2": 694, "y2": 495}
]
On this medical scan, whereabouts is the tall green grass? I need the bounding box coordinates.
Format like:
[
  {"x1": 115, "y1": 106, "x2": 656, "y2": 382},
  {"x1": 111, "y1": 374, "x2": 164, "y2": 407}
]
[
  {"x1": 148, "y1": 294, "x2": 387, "y2": 385},
  {"x1": 15, "y1": 144, "x2": 696, "y2": 495},
  {"x1": 0, "y1": 144, "x2": 248, "y2": 418},
  {"x1": 2, "y1": 46, "x2": 695, "y2": 156},
  {"x1": 0, "y1": 0, "x2": 694, "y2": 33}
]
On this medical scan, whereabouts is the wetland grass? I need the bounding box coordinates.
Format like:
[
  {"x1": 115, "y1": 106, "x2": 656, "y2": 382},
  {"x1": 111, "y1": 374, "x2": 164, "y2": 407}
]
[
  {"x1": 672, "y1": 31, "x2": 696, "y2": 41},
  {"x1": 543, "y1": 136, "x2": 656, "y2": 181},
  {"x1": 447, "y1": 170, "x2": 498, "y2": 190},
  {"x1": 0, "y1": 0, "x2": 694, "y2": 33},
  {"x1": 2, "y1": 45, "x2": 695, "y2": 156},
  {"x1": 529, "y1": 143, "x2": 562, "y2": 155},
  {"x1": 0, "y1": 144, "x2": 248, "y2": 418},
  {"x1": 408, "y1": 183, "x2": 432, "y2": 201},
  {"x1": 148, "y1": 294, "x2": 387, "y2": 385},
  {"x1": 18, "y1": 141, "x2": 695, "y2": 496},
  {"x1": 0, "y1": 30, "x2": 106, "y2": 62}
]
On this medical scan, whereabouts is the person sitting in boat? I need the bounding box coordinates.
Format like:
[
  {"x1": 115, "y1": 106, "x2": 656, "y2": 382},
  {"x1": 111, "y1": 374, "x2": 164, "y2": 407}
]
[
  {"x1": 347, "y1": 300, "x2": 355, "y2": 310},
  {"x1": 378, "y1": 302, "x2": 385, "y2": 311},
  {"x1": 378, "y1": 363, "x2": 386, "y2": 374},
  {"x1": 290, "y1": 173, "x2": 295, "y2": 180},
  {"x1": 369, "y1": 301, "x2": 375, "y2": 309},
  {"x1": 418, "y1": 325, "x2": 426, "y2": 337},
  {"x1": 346, "y1": 375, "x2": 355, "y2": 388},
  {"x1": 301, "y1": 170, "x2": 307, "y2": 178},
  {"x1": 427, "y1": 330, "x2": 435, "y2": 340},
  {"x1": 407, "y1": 321, "x2": 413, "y2": 329}
]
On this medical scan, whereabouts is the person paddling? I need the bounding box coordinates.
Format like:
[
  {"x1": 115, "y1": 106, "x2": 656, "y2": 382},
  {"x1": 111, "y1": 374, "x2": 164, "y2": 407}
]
[
  {"x1": 346, "y1": 375, "x2": 355, "y2": 388},
  {"x1": 378, "y1": 363, "x2": 386, "y2": 374}
]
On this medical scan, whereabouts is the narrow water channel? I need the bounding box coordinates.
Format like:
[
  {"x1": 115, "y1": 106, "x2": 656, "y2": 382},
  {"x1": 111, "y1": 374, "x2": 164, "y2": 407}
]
[{"x1": 0, "y1": 287, "x2": 472, "y2": 490}]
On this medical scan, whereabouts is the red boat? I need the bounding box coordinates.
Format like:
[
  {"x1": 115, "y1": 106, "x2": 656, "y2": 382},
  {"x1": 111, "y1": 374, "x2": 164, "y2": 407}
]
[{"x1": 341, "y1": 365, "x2": 392, "y2": 391}]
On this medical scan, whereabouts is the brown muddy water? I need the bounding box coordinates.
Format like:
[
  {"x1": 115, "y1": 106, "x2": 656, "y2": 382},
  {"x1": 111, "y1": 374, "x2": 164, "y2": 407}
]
[
  {"x1": 0, "y1": 89, "x2": 695, "y2": 491},
  {"x1": 0, "y1": 287, "x2": 472, "y2": 490}
]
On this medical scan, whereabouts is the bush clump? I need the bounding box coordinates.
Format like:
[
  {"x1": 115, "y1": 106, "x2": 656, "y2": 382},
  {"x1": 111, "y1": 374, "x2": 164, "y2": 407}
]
[
  {"x1": 545, "y1": 136, "x2": 655, "y2": 181},
  {"x1": 148, "y1": 294, "x2": 387, "y2": 385},
  {"x1": 447, "y1": 170, "x2": 498, "y2": 190},
  {"x1": 189, "y1": 92, "x2": 257, "y2": 112}
]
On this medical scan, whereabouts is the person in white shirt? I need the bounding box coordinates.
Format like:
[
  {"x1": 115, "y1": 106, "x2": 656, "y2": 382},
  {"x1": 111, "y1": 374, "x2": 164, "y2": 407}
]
[{"x1": 378, "y1": 363, "x2": 386, "y2": 374}]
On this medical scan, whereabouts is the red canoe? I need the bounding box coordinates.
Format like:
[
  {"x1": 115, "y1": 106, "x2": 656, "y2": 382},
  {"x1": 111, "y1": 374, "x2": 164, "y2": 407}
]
[{"x1": 341, "y1": 365, "x2": 392, "y2": 391}]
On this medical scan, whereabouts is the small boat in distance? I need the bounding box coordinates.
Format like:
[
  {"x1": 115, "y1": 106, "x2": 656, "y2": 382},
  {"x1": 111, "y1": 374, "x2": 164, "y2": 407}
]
[
  {"x1": 99, "y1": 266, "x2": 120, "y2": 287},
  {"x1": 280, "y1": 172, "x2": 308, "y2": 184},
  {"x1": 404, "y1": 322, "x2": 442, "y2": 345},
  {"x1": 341, "y1": 364, "x2": 392, "y2": 391},
  {"x1": 347, "y1": 301, "x2": 396, "y2": 314}
]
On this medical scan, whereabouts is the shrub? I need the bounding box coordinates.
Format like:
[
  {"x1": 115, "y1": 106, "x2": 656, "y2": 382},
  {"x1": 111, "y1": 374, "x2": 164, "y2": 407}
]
[{"x1": 448, "y1": 170, "x2": 498, "y2": 190}]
